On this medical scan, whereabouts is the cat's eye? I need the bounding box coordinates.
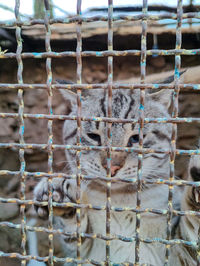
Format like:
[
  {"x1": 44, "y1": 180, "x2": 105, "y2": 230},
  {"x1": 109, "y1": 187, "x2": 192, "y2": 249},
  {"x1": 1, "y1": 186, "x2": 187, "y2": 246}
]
[
  {"x1": 87, "y1": 133, "x2": 101, "y2": 145},
  {"x1": 127, "y1": 134, "x2": 139, "y2": 147}
]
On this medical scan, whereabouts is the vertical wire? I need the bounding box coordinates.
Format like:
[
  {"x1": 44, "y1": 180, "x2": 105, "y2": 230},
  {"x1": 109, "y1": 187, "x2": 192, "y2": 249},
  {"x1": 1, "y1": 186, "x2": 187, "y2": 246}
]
[
  {"x1": 14, "y1": 1, "x2": 26, "y2": 265},
  {"x1": 44, "y1": 0, "x2": 54, "y2": 265},
  {"x1": 76, "y1": 0, "x2": 82, "y2": 264},
  {"x1": 135, "y1": 0, "x2": 147, "y2": 264},
  {"x1": 106, "y1": 0, "x2": 113, "y2": 264},
  {"x1": 165, "y1": 0, "x2": 182, "y2": 264}
]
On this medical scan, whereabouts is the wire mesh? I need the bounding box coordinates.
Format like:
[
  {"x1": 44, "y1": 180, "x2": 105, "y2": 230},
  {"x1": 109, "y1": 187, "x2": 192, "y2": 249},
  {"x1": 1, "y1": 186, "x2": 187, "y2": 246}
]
[
  {"x1": 0, "y1": 0, "x2": 200, "y2": 265},
  {"x1": 75, "y1": 0, "x2": 82, "y2": 263},
  {"x1": 15, "y1": 1, "x2": 27, "y2": 265}
]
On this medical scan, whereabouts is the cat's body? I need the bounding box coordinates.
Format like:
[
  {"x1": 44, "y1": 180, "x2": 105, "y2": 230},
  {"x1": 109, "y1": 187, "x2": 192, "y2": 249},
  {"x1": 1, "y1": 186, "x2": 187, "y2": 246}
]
[
  {"x1": 34, "y1": 84, "x2": 200, "y2": 265},
  {"x1": 53, "y1": 184, "x2": 170, "y2": 264}
]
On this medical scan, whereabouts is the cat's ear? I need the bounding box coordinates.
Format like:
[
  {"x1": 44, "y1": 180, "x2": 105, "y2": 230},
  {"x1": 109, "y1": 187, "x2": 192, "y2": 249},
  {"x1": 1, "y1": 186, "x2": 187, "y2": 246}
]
[
  {"x1": 57, "y1": 79, "x2": 96, "y2": 106},
  {"x1": 148, "y1": 70, "x2": 186, "y2": 109},
  {"x1": 148, "y1": 87, "x2": 172, "y2": 109},
  {"x1": 57, "y1": 79, "x2": 76, "y2": 106},
  {"x1": 56, "y1": 79, "x2": 82, "y2": 113},
  {"x1": 156, "y1": 69, "x2": 186, "y2": 84}
]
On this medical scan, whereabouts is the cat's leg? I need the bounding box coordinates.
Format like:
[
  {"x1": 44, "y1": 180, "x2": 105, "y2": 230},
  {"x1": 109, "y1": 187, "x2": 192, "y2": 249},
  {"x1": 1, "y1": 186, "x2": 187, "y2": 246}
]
[
  {"x1": 170, "y1": 154, "x2": 200, "y2": 266},
  {"x1": 34, "y1": 178, "x2": 90, "y2": 265}
]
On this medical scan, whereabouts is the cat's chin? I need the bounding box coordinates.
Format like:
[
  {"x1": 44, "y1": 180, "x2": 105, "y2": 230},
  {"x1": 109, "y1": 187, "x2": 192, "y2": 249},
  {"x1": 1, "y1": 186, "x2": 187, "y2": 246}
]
[
  {"x1": 87, "y1": 179, "x2": 138, "y2": 193},
  {"x1": 111, "y1": 182, "x2": 138, "y2": 193}
]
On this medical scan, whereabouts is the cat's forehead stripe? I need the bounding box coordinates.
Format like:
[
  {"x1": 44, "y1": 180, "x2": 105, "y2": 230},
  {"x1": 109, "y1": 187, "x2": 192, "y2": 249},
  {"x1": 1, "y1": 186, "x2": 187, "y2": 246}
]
[
  {"x1": 112, "y1": 93, "x2": 129, "y2": 118},
  {"x1": 100, "y1": 96, "x2": 106, "y2": 117},
  {"x1": 124, "y1": 98, "x2": 135, "y2": 119},
  {"x1": 98, "y1": 92, "x2": 135, "y2": 119}
]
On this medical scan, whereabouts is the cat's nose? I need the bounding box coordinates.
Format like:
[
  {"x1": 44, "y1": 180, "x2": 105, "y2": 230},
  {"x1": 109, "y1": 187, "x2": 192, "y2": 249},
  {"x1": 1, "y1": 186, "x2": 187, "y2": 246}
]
[
  {"x1": 111, "y1": 165, "x2": 121, "y2": 176},
  {"x1": 103, "y1": 164, "x2": 121, "y2": 177}
]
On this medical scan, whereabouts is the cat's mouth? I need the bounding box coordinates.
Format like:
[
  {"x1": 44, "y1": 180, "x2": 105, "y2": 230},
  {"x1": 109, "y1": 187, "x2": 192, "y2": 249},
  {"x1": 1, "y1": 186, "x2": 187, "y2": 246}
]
[{"x1": 80, "y1": 168, "x2": 139, "y2": 191}]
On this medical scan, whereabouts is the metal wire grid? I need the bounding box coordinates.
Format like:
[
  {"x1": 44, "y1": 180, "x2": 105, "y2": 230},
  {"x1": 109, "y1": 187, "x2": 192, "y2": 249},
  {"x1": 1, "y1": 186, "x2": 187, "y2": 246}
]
[
  {"x1": 75, "y1": 0, "x2": 82, "y2": 263},
  {"x1": 106, "y1": 0, "x2": 113, "y2": 261},
  {"x1": 43, "y1": 1, "x2": 54, "y2": 264},
  {"x1": 0, "y1": 0, "x2": 200, "y2": 265},
  {"x1": 134, "y1": 0, "x2": 147, "y2": 263},
  {"x1": 166, "y1": 0, "x2": 182, "y2": 263},
  {"x1": 15, "y1": 1, "x2": 26, "y2": 265}
]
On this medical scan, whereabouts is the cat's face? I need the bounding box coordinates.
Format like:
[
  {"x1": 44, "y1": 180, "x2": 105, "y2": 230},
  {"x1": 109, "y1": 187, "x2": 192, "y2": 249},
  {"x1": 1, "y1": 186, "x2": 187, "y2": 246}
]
[{"x1": 62, "y1": 88, "x2": 172, "y2": 190}]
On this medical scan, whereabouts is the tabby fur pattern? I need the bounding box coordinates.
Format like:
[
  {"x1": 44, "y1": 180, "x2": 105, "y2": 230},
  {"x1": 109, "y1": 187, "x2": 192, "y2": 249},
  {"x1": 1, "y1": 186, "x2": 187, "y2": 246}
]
[{"x1": 34, "y1": 78, "x2": 200, "y2": 265}]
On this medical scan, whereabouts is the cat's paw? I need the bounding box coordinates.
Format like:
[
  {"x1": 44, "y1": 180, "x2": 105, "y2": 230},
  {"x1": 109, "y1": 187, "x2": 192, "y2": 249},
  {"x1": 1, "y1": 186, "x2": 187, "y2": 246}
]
[
  {"x1": 34, "y1": 178, "x2": 49, "y2": 218},
  {"x1": 34, "y1": 178, "x2": 76, "y2": 218}
]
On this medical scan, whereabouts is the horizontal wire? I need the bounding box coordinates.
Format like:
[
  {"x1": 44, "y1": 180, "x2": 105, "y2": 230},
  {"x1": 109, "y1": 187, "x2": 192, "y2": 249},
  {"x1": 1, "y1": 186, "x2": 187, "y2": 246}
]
[
  {"x1": 0, "y1": 142, "x2": 199, "y2": 155},
  {"x1": 1, "y1": 49, "x2": 200, "y2": 59},
  {"x1": 0, "y1": 170, "x2": 200, "y2": 187},
  {"x1": 0, "y1": 12, "x2": 200, "y2": 27},
  {"x1": 0, "y1": 221, "x2": 198, "y2": 248},
  {"x1": 1, "y1": 112, "x2": 200, "y2": 124},
  {"x1": 0, "y1": 196, "x2": 200, "y2": 217},
  {"x1": 0, "y1": 83, "x2": 200, "y2": 91}
]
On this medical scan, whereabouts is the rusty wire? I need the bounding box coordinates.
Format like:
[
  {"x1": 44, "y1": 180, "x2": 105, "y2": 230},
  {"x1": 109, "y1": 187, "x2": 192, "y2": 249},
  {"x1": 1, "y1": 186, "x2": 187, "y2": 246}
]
[
  {"x1": 105, "y1": 0, "x2": 113, "y2": 262},
  {"x1": 43, "y1": 0, "x2": 54, "y2": 265},
  {"x1": 75, "y1": 0, "x2": 82, "y2": 262},
  {"x1": 165, "y1": 0, "x2": 183, "y2": 263},
  {"x1": 14, "y1": 0, "x2": 27, "y2": 265},
  {"x1": 1, "y1": 49, "x2": 200, "y2": 59},
  {"x1": 135, "y1": 1, "x2": 148, "y2": 263},
  {"x1": 0, "y1": 0, "x2": 200, "y2": 265},
  {"x1": 0, "y1": 11, "x2": 200, "y2": 28}
]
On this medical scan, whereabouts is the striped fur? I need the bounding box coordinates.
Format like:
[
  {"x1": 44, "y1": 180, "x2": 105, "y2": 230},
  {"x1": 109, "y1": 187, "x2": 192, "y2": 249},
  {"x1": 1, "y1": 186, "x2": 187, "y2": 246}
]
[{"x1": 34, "y1": 86, "x2": 199, "y2": 265}]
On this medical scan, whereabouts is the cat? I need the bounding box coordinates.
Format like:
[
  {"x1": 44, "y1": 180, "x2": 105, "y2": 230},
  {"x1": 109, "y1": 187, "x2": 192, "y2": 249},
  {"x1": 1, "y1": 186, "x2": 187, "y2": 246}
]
[{"x1": 34, "y1": 74, "x2": 199, "y2": 265}]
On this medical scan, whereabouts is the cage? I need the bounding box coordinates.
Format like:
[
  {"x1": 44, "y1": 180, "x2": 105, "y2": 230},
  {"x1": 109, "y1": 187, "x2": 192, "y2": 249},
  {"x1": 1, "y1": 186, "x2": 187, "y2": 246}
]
[{"x1": 0, "y1": 0, "x2": 200, "y2": 265}]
